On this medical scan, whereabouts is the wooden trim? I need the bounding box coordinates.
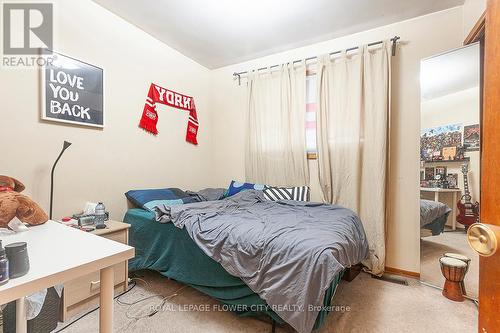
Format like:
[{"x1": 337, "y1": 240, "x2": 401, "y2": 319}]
[
  {"x1": 385, "y1": 266, "x2": 420, "y2": 278},
  {"x1": 479, "y1": 0, "x2": 500, "y2": 331},
  {"x1": 307, "y1": 152, "x2": 317, "y2": 160},
  {"x1": 464, "y1": 11, "x2": 486, "y2": 45}
]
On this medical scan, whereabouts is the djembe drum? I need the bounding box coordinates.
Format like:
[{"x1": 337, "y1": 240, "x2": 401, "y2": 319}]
[
  {"x1": 439, "y1": 256, "x2": 467, "y2": 302},
  {"x1": 443, "y1": 253, "x2": 471, "y2": 295}
]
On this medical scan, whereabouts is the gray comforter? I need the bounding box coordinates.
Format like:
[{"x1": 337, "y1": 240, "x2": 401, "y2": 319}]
[
  {"x1": 154, "y1": 190, "x2": 368, "y2": 333},
  {"x1": 420, "y1": 199, "x2": 451, "y2": 227}
]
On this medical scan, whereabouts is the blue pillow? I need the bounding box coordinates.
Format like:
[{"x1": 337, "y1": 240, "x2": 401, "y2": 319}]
[
  {"x1": 125, "y1": 188, "x2": 197, "y2": 211},
  {"x1": 224, "y1": 180, "x2": 265, "y2": 197}
]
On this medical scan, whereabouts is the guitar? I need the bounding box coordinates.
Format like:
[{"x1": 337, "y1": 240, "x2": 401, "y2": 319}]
[{"x1": 456, "y1": 163, "x2": 480, "y2": 227}]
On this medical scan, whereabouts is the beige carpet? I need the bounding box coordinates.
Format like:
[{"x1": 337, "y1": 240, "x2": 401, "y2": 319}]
[
  {"x1": 421, "y1": 229, "x2": 479, "y2": 299},
  {"x1": 55, "y1": 270, "x2": 477, "y2": 333}
]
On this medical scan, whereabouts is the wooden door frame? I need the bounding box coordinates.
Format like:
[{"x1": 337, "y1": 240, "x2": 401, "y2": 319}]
[
  {"x1": 464, "y1": 11, "x2": 486, "y2": 45},
  {"x1": 465, "y1": 1, "x2": 500, "y2": 332}
]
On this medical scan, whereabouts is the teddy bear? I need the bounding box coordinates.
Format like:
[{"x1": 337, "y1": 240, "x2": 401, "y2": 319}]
[{"x1": 0, "y1": 175, "x2": 48, "y2": 228}]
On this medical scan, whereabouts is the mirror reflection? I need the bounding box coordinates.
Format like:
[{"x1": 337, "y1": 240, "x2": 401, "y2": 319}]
[{"x1": 419, "y1": 43, "x2": 480, "y2": 301}]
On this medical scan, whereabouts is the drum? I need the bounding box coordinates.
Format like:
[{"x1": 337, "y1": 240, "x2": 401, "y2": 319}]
[
  {"x1": 443, "y1": 253, "x2": 471, "y2": 295},
  {"x1": 444, "y1": 253, "x2": 471, "y2": 271},
  {"x1": 439, "y1": 256, "x2": 467, "y2": 302}
]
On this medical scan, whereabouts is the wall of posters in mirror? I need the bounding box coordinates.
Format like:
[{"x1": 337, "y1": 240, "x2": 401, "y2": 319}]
[
  {"x1": 420, "y1": 123, "x2": 480, "y2": 162},
  {"x1": 420, "y1": 123, "x2": 462, "y2": 161},
  {"x1": 463, "y1": 124, "x2": 480, "y2": 150}
]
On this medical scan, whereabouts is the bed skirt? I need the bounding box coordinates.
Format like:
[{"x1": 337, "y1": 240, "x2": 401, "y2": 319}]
[{"x1": 421, "y1": 212, "x2": 450, "y2": 236}]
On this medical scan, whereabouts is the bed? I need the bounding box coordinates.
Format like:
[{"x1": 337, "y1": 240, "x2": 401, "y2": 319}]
[
  {"x1": 420, "y1": 199, "x2": 452, "y2": 236},
  {"x1": 124, "y1": 189, "x2": 368, "y2": 333}
]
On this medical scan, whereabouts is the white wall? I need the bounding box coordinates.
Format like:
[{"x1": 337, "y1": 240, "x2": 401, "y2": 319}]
[
  {"x1": 0, "y1": 2, "x2": 472, "y2": 274},
  {"x1": 463, "y1": 0, "x2": 487, "y2": 38},
  {"x1": 209, "y1": 7, "x2": 465, "y2": 273},
  {"x1": 421, "y1": 87, "x2": 481, "y2": 203},
  {"x1": 0, "y1": 0, "x2": 215, "y2": 220}
]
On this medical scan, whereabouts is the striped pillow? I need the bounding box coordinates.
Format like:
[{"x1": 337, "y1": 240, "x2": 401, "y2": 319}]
[{"x1": 263, "y1": 186, "x2": 310, "y2": 202}]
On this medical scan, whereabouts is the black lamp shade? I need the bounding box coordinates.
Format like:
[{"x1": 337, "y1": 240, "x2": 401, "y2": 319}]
[{"x1": 63, "y1": 141, "x2": 72, "y2": 150}]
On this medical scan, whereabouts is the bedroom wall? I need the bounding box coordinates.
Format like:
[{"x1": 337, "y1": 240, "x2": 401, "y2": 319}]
[
  {"x1": 0, "y1": 0, "x2": 215, "y2": 220},
  {"x1": 209, "y1": 7, "x2": 465, "y2": 274},
  {"x1": 0, "y1": 2, "x2": 474, "y2": 274},
  {"x1": 462, "y1": 0, "x2": 487, "y2": 38}
]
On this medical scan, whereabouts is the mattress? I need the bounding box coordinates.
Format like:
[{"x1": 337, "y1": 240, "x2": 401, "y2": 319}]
[
  {"x1": 124, "y1": 208, "x2": 343, "y2": 329},
  {"x1": 420, "y1": 199, "x2": 451, "y2": 227},
  {"x1": 420, "y1": 199, "x2": 451, "y2": 236}
]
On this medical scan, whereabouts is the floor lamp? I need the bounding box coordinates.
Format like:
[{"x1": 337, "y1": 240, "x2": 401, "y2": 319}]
[{"x1": 50, "y1": 141, "x2": 72, "y2": 220}]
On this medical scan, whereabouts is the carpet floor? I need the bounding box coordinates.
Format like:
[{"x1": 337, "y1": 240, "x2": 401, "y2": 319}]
[
  {"x1": 55, "y1": 270, "x2": 477, "y2": 333},
  {"x1": 421, "y1": 228, "x2": 479, "y2": 299}
]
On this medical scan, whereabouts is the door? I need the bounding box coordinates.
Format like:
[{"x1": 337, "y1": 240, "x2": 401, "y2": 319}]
[{"x1": 468, "y1": 0, "x2": 500, "y2": 331}]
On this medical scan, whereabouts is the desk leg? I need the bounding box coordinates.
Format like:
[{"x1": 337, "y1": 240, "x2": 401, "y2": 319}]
[
  {"x1": 451, "y1": 192, "x2": 457, "y2": 231},
  {"x1": 100, "y1": 266, "x2": 114, "y2": 333},
  {"x1": 16, "y1": 297, "x2": 27, "y2": 333}
]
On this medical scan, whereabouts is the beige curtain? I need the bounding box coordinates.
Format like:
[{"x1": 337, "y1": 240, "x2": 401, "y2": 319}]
[
  {"x1": 316, "y1": 42, "x2": 391, "y2": 275},
  {"x1": 245, "y1": 63, "x2": 309, "y2": 186}
]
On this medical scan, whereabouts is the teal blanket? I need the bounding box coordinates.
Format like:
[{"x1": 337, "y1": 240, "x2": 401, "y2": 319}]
[{"x1": 125, "y1": 208, "x2": 342, "y2": 329}]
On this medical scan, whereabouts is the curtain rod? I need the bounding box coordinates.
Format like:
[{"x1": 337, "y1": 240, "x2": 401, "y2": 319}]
[{"x1": 232, "y1": 35, "x2": 400, "y2": 82}]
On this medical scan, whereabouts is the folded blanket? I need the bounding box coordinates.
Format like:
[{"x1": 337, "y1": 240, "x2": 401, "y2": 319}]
[{"x1": 153, "y1": 190, "x2": 368, "y2": 333}]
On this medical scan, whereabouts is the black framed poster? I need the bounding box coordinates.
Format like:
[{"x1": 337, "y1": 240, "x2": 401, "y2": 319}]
[{"x1": 42, "y1": 51, "x2": 104, "y2": 128}]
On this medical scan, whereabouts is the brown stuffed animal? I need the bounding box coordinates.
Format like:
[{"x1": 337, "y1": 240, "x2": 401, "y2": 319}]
[{"x1": 0, "y1": 175, "x2": 48, "y2": 228}]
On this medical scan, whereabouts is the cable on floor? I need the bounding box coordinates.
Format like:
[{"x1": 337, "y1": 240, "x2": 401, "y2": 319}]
[
  {"x1": 52, "y1": 281, "x2": 137, "y2": 333},
  {"x1": 121, "y1": 284, "x2": 189, "y2": 320},
  {"x1": 54, "y1": 277, "x2": 189, "y2": 331}
]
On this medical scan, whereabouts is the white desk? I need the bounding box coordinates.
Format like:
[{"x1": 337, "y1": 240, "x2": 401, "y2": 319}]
[
  {"x1": 420, "y1": 187, "x2": 462, "y2": 230},
  {"x1": 0, "y1": 221, "x2": 134, "y2": 333}
]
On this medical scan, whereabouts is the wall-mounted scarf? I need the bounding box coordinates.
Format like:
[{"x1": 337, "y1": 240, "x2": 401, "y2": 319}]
[{"x1": 139, "y1": 83, "x2": 199, "y2": 145}]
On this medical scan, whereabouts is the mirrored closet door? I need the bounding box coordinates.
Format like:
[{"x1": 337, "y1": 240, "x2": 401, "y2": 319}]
[{"x1": 419, "y1": 43, "x2": 480, "y2": 301}]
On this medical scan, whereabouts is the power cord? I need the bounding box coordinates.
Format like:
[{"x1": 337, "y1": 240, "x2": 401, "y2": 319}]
[
  {"x1": 52, "y1": 281, "x2": 137, "y2": 333},
  {"x1": 119, "y1": 284, "x2": 189, "y2": 320},
  {"x1": 53, "y1": 277, "x2": 188, "y2": 332}
]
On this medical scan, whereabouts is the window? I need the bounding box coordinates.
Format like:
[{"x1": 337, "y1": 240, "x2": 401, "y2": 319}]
[{"x1": 306, "y1": 72, "x2": 317, "y2": 159}]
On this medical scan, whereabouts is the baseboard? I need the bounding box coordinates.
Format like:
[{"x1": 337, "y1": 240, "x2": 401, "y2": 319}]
[{"x1": 385, "y1": 266, "x2": 420, "y2": 278}]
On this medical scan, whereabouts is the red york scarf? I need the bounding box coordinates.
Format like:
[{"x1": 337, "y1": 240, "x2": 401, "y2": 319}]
[{"x1": 139, "y1": 83, "x2": 199, "y2": 145}]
